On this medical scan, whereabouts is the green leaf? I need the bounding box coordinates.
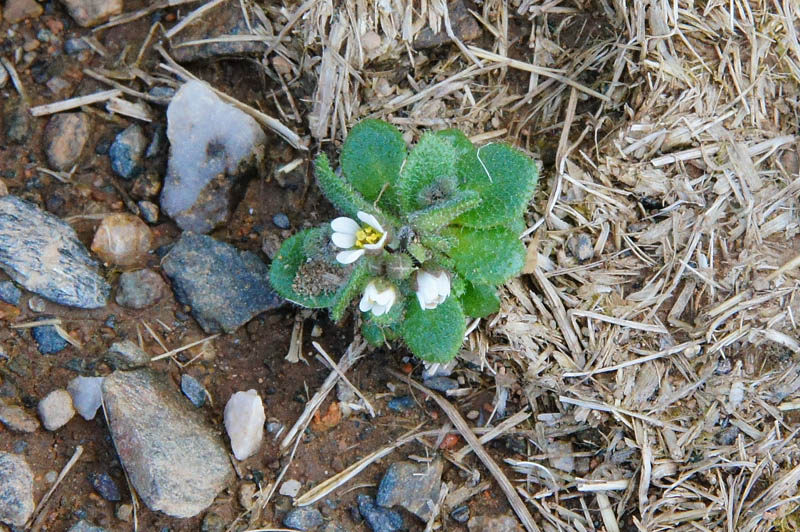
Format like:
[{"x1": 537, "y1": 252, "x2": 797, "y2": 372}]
[
  {"x1": 445, "y1": 227, "x2": 525, "y2": 285},
  {"x1": 455, "y1": 143, "x2": 539, "y2": 228},
  {"x1": 341, "y1": 119, "x2": 407, "y2": 212},
  {"x1": 361, "y1": 321, "x2": 386, "y2": 347},
  {"x1": 315, "y1": 153, "x2": 375, "y2": 220},
  {"x1": 435, "y1": 129, "x2": 485, "y2": 184},
  {"x1": 269, "y1": 228, "x2": 341, "y2": 308},
  {"x1": 396, "y1": 133, "x2": 458, "y2": 213},
  {"x1": 330, "y1": 262, "x2": 370, "y2": 322},
  {"x1": 365, "y1": 291, "x2": 406, "y2": 327},
  {"x1": 401, "y1": 296, "x2": 466, "y2": 363},
  {"x1": 460, "y1": 282, "x2": 501, "y2": 318},
  {"x1": 408, "y1": 190, "x2": 481, "y2": 232}
]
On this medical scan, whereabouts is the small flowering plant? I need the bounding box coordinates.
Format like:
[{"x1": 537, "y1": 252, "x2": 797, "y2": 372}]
[{"x1": 269, "y1": 120, "x2": 538, "y2": 362}]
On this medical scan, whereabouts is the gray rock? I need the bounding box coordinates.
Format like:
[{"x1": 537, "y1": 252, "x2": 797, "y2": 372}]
[
  {"x1": 357, "y1": 495, "x2": 404, "y2": 532},
  {"x1": 201, "y1": 511, "x2": 226, "y2": 532},
  {"x1": 568, "y1": 233, "x2": 594, "y2": 262},
  {"x1": 88, "y1": 471, "x2": 121, "y2": 501},
  {"x1": 376, "y1": 460, "x2": 442, "y2": 521},
  {"x1": 59, "y1": 0, "x2": 122, "y2": 27},
  {"x1": 37, "y1": 389, "x2": 75, "y2": 430},
  {"x1": 115, "y1": 269, "x2": 166, "y2": 309},
  {"x1": 44, "y1": 112, "x2": 91, "y2": 171},
  {"x1": 0, "y1": 196, "x2": 110, "y2": 309},
  {"x1": 162, "y1": 233, "x2": 281, "y2": 333},
  {"x1": 67, "y1": 376, "x2": 104, "y2": 420},
  {"x1": 109, "y1": 124, "x2": 147, "y2": 180},
  {"x1": 272, "y1": 213, "x2": 290, "y2": 229},
  {"x1": 105, "y1": 340, "x2": 149, "y2": 370},
  {"x1": 422, "y1": 377, "x2": 458, "y2": 393},
  {"x1": 67, "y1": 520, "x2": 110, "y2": 532},
  {"x1": 137, "y1": 200, "x2": 159, "y2": 224},
  {"x1": 160, "y1": 81, "x2": 266, "y2": 233},
  {"x1": 102, "y1": 368, "x2": 233, "y2": 517},
  {"x1": 32, "y1": 323, "x2": 68, "y2": 354},
  {"x1": 169, "y1": 5, "x2": 267, "y2": 63},
  {"x1": 0, "y1": 452, "x2": 34, "y2": 527},
  {"x1": 0, "y1": 402, "x2": 39, "y2": 432},
  {"x1": 0, "y1": 282, "x2": 21, "y2": 305},
  {"x1": 284, "y1": 507, "x2": 324, "y2": 531},
  {"x1": 181, "y1": 374, "x2": 207, "y2": 408},
  {"x1": 467, "y1": 514, "x2": 523, "y2": 532},
  {"x1": 450, "y1": 505, "x2": 469, "y2": 523},
  {"x1": 4, "y1": 100, "x2": 31, "y2": 144}
]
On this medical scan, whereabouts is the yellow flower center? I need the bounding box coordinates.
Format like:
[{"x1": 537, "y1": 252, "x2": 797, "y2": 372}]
[{"x1": 355, "y1": 226, "x2": 382, "y2": 248}]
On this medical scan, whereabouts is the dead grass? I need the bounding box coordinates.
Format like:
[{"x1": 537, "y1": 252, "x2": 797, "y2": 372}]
[{"x1": 70, "y1": 0, "x2": 800, "y2": 529}]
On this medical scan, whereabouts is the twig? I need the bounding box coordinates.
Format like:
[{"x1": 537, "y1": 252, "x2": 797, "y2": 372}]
[
  {"x1": 1, "y1": 57, "x2": 27, "y2": 103},
  {"x1": 28, "y1": 89, "x2": 122, "y2": 117},
  {"x1": 27, "y1": 446, "x2": 84, "y2": 531},
  {"x1": 312, "y1": 341, "x2": 375, "y2": 417},
  {"x1": 149, "y1": 334, "x2": 219, "y2": 361},
  {"x1": 387, "y1": 369, "x2": 541, "y2": 532}
]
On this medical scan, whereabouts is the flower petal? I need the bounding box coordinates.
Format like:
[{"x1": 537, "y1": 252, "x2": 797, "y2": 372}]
[
  {"x1": 336, "y1": 249, "x2": 364, "y2": 264},
  {"x1": 331, "y1": 231, "x2": 356, "y2": 249},
  {"x1": 371, "y1": 303, "x2": 388, "y2": 316},
  {"x1": 359, "y1": 293, "x2": 373, "y2": 312},
  {"x1": 372, "y1": 288, "x2": 392, "y2": 306},
  {"x1": 435, "y1": 272, "x2": 450, "y2": 297},
  {"x1": 331, "y1": 217, "x2": 360, "y2": 234},
  {"x1": 357, "y1": 211, "x2": 384, "y2": 233}
]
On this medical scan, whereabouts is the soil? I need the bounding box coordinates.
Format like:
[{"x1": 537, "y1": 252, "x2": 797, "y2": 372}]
[{"x1": 0, "y1": 2, "x2": 531, "y2": 531}]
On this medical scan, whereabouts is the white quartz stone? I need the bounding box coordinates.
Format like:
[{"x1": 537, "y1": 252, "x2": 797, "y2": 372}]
[
  {"x1": 67, "y1": 376, "x2": 104, "y2": 420},
  {"x1": 38, "y1": 389, "x2": 75, "y2": 431},
  {"x1": 223, "y1": 389, "x2": 265, "y2": 460}
]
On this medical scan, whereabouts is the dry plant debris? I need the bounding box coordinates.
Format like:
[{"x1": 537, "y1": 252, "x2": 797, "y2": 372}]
[{"x1": 49, "y1": 0, "x2": 800, "y2": 529}]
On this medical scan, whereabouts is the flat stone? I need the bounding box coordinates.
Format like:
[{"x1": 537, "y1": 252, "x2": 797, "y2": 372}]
[
  {"x1": 279, "y1": 479, "x2": 301, "y2": 497},
  {"x1": 88, "y1": 471, "x2": 121, "y2": 501},
  {"x1": 3, "y1": 0, "x2": 43, "y2": 23},
  {"x1": 376, "y1": 459, "x2": 442, "y2": 521},
  {"x1": 0, "y1": 282, "x2": 21, "y2": 305},
  {"x1": 357, "y1": 495, "x2": 404, "y2": 532},
  {"x1": 0, "y1": 402, "x2": 40, "y2": 433},
  {"x1": 102, "y1": 368, "x2": 233, "y2": 517},
  {"x1": 284, "y1": 507, "x2": 324, "y2": 531},
  {"x1": 32, "y1": 323, "x2": 68, "y2": 354},
  {"x1": 0, "y1": 196, "x2": 110, "y2": 309},
  {"x1": 160, "y1": 81, "x2": 266, "y2": 233},
  {"x1": 105, "y1": 340, "x2": 149, "y2": 370},
  {"x1": 387, "y1": 395, "x2": 414, "y2": 412},
  {"x1": 115, "y1": 269, "x2": 165, "y2": 309},
  {"x1": 422, "y1": 377, "x2": 458, "y2": 393},
  {"x1": 169, "y1": 4, "x2": 267, "y2": 63},
  {"x1": 413, "y1": 0, "x2": 480, "y2": 49},
  {"x1": 181, "y1": 374, "x2": 207, "y2": 408},
  {"x1": 91, "y1": 213, "x2": 153, "y2": 267},
  {"x1": 44, "y1": 113, "x2": 91, "y2": 171},
  {"x1": 67, "y1": 376, "x2": 104, "y2": 420},
  {"x1": 546, "y1": 440, "x2": 574, "y2": 473},
  {"x1": 59, "y1": 0, "x2": 122, "y2": 27},
  {"x1": 0, "y1": 452, "x2": 34, "y2": 528},
  {"x1": 38, "y1": 389, "x2": 75, "y2": 431},
  {"x1": 109, "y1": 124, "x2": 147, "y2": 180},
  {"x1": 467, "y1": 514, "x2": 524, "y2": 532},
  {"x1": 162, "y1": 233, "x2": 281, "y2": 333}
]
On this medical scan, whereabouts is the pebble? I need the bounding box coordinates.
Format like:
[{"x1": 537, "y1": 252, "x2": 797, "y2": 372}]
[
  {"x1": 546, "y1": 440, "x2": 574, "y2": 473},
  {"x1": 376, "y1": 459, "x2": 443, "y2": 521},
  {"x1": 3, "y1": 0, "x2": 43, "y2": 23},
  {"x1": 357, "y1": 495, "x2": 404, "y2": 532},
  {"x1": 59, "y1": 0, "x2": 122, "y2": 27},
  {"x1": 181, "y1": 374, "x2": 207, "y2": 408},
  {"x1": 224, "y1": 389, "x2": 265, "y2": 460},
  {"x1": 201, "y1": 511, "x2": 226, "y2": 532},
  {"x1": 32, "y1": 323, "x2": 69, "y2": 354},
  {"x1": 146, "y1": 126, "x2": 166, "y2": 158},
  {"x1": 64, "y1": 38, "x2": 90, "y2": 55},
  {"x1": 105, "y1": 340, "x2": 150, "y2": 370},
  {"x1": 568, "y1": 233, "x2": 594, "y2": 262},
  {"x1": 169, "y1": 5, "x2": 267, "y2": 63},
  {"x1": 44, "y1": 471, "x2": 58, "y2": 484},
  {"x1": 67, "y1": 376, "x2": 104, "y2": 420},
  {"x1": 160, "y1": 81, "x2": 266, "y2": 233},
  {"x1": 115, "y1": 269, "x2": 165, "y2": 309},
  {"x1": 162, "y1": 233, "x2": 281, "y2": 333},
  {"x1": 28, "y1": 296, "x2": 46, "y2": 313},
  {"x1": 272, "y1": 213, "x2": 290, "y2": 229},
  {"x1": 0, "y1": 282, "x2": 21, "y2": 306},
  {"x1": 284, "y1": 507, "x2": 324, "y2": 531},
  {"x1": 422, "y1": 376, "x2": 458, "y2": 393},
  {"x1": 38, "y1": 389, "x2": 75, "y2": 430},
  {"x1": 0, "y1": 66, "x2": 7, "y2": 89},
  {"x1": 88, "y1": 471, "x2": 121, "y2": 501},
  {"x1": 102, "y1": 368, "x2": 233, "y2": 517},
  {"x1": 467, "y1": 514, "x2": 523, "y2": 532},
  {"x1": 44, "y1": 113, "x2": 91, "y2": 171},
  {"x1": 137, "y1": 200, "x2": 159, "y2": 223},
  {"x1": 91, "y1": 213, "x2": 153, "y2": 267},
  {"x1": 148, "y1": 86, "x2": 176, "y2": 102},
  {"x1": 387, "y1": 395, "x2": 415, "y2": 412},
  {"x1": 279, "y1": 479, "x2": 302, "y2": 497},
  {"x1": 450, "y1": 505, "x2": 470, "y2": 523},
  {"x1": 109, "y1": 124, "x2": 147, "y2": 180},
  {"x1": 0, "y1": 452, "x2": 35, "y2": 527},
  {"x1": 0, "y1": 402, "x2": 39, "y2": 432},
  {"x1": 5, "y1": 101, "x2": 31, "y2": 144},
  {"x1": 0, "y1": 196, "x2": 110, "y2": 308},
  {"x1": 66, "y1": 521, "x2": 110, "y2": 532},
  {"x1": 115, "y1": 503, "x2": 133, "y2": 522}
]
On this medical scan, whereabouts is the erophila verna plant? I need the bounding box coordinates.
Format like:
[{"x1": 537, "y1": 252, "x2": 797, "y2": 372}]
[{"x1": 269, "y1": 120, "x2": 538, "y2": 362}]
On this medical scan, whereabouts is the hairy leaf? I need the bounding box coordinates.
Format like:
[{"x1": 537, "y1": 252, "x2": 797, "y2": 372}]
[
  {"x1": 460, "y1": 282, "x2": 501, "y2": 318},
  {"x1": 445, "y1": 227, "x2": 526, "y2": 285},
  {"x1": 396, "y1": 133, "x2": 458, "y2": 213},
  {"x1": 402, "y1": 296, "x2": 466, "y2": 363},
  {"x1": 330, "y1": 262, "x2": 370, "y2": 322},
  {"x1": 341, "y1": 119, "x2": 407, "y2": 211},
  {"x1": 408, "y1": 190, "x2": 481, "y2": 232},
  {"x1": 315, "y1": 153, "x2": 375, "y2": 220}
]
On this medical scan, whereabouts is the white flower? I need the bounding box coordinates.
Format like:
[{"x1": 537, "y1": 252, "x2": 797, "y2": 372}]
[
  {"x1": 359, "y1": 281, "x2": 397, "y2": 316},
  {"x1": 330, "y1": 211, "x2": 388, "y2": 264},
  {"x1": 415, "y1": 270, "x2": 450, "y2": 310}
]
